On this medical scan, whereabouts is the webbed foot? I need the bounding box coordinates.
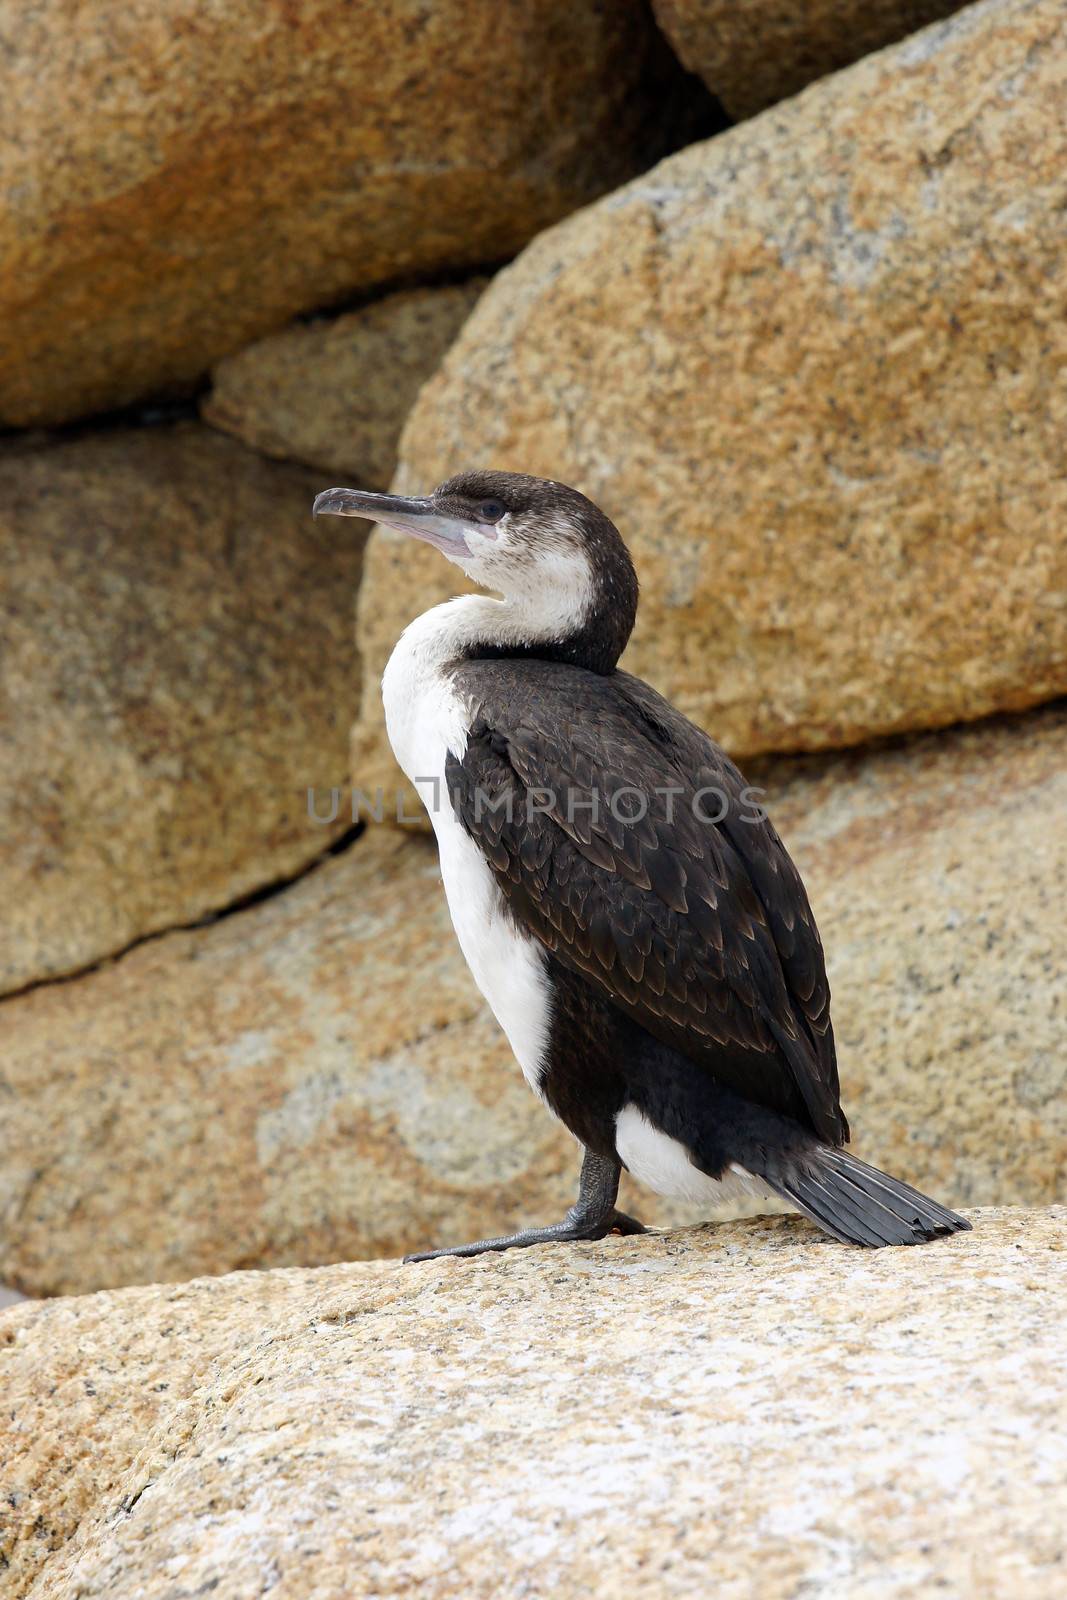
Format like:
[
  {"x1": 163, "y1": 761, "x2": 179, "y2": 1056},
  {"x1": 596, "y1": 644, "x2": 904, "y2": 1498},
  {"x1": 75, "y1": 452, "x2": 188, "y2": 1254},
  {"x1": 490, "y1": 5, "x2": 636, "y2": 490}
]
[
  {"x1": 405, "y1": 1207, "x2": 646, "y2": 1263},
  {"x1": 404, "y1": 1149, "x2": 647, "y2": 1263}
]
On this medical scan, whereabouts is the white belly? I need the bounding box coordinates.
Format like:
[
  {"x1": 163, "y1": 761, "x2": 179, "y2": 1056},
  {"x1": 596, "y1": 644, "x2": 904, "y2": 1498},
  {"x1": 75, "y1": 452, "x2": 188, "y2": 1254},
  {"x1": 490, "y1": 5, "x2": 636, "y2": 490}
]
[
  {"x1": 435, "y1": 817, "x2": 552, "y2": 1096},
  {"x1": 615, "y1": 1104, "x2": 775, "y2": 1207},
  {"x1": 382, "y1": 602, "x2": 553, "y2": 1097}
]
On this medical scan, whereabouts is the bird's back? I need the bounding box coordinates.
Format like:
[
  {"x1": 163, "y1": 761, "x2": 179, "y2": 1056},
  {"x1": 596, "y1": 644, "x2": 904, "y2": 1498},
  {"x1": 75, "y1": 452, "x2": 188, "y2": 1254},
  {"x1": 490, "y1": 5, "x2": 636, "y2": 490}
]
[{"x1": 447, "y1": 655, "x2": 847, "y2": 1146}]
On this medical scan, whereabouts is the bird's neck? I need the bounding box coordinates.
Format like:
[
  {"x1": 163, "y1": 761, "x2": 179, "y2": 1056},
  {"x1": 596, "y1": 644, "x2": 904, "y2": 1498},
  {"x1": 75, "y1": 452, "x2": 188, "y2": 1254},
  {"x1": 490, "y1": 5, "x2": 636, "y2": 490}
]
[
  {"x1": 435, "y1": 594, "x2": 616, "y2": 675},
  {"x1": 444, "y1": 546, "x2": 637, "y2": 675}
]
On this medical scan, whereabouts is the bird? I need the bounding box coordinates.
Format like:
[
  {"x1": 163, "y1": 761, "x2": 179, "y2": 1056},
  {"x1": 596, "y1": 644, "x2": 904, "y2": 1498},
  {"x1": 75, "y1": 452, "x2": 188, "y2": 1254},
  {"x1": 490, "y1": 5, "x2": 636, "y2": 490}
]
[{"x1": 314, "y1": 470, "x2": 970, "y2": 1259}]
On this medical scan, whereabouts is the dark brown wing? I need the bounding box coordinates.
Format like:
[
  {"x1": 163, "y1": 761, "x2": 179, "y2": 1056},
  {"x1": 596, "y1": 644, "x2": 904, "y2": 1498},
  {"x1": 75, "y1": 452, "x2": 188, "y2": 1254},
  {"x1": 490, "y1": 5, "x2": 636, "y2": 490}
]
[{"x1": 446, "y1": 660, "x2": 846, "y2": 1145}]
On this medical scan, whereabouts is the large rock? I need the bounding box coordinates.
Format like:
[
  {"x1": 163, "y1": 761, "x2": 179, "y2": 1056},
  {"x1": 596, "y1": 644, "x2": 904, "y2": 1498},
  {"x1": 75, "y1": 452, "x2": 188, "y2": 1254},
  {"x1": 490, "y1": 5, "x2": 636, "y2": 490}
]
[
  {"x1": 766, "y1": 704, "x2": 1067, "y2": 1205},
  {"x1": 0, "y1": 827, "x2": 621, "y2": 1296},
  {"x1": 652, "y1": 0, "x2": 966, "y2": 118},
  {"x1": 3, "y1": 1210, "x2": 1065, "y2": 1599},
  {"x1": 1, "y1": 705, "x2": 1062, "y2": 1298},
  {"x1": 202, "y1": 280, "x2": 487, "y2": 488},
  {"x1": 0, "y1": 424, "x2": 363, "y2": 995},
  {"x1": 354, "y1": 0, "x2": 1067, "y2": 799},
  {"x1": 0, "y1": 1, "x2": 707, "y2": 428}
]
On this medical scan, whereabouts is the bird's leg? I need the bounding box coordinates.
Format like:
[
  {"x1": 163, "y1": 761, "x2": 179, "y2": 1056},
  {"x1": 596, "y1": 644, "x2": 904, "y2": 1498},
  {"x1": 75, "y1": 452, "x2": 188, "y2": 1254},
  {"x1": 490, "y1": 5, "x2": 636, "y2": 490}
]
[{"x1": 404, "y1": 1148, "x2": 647, "y2": 1263}]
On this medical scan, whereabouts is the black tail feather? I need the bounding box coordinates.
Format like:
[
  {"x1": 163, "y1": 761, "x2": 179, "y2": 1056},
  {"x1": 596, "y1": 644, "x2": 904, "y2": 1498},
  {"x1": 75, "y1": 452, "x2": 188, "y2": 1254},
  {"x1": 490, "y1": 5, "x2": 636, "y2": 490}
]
[{"x1": 772, "y1": 1147, "x2": 972, "y2": 1248}]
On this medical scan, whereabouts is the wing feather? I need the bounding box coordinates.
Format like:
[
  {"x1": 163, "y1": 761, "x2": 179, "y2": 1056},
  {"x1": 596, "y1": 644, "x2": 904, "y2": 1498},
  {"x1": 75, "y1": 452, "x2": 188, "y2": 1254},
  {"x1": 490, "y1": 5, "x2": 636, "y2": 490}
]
[{"x1": 446, "y1": 660, "x2": 846, "y2": 1143}]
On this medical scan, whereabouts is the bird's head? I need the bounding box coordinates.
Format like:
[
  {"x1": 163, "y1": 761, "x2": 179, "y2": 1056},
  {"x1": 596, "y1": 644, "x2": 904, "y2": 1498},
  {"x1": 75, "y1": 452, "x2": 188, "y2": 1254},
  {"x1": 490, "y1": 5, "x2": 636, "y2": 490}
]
[{"x1": 314, "y1": 469, "x2": 638, "y2": 672}]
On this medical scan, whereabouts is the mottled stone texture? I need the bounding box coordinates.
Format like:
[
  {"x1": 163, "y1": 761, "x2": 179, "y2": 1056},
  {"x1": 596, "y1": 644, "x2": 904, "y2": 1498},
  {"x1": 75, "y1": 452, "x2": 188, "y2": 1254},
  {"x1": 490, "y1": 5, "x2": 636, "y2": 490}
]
[
  {"x1": 202, "y1": 280, "x2": 487, "y2": 488},
  {"x1": 0, "y1": 828, "x2": 610, "y2": 1295},
  {"x1": 3, "y1": 1210, "x2": 1065, "y2": 1599},
  {"x1": 763, "y1": 704, "x2": 1067, "y2": 1209},
  {"x1": 354, "y1": 0, "x2": 1067, "y2": 803},
  {"x1": 1, "y1": 706, "x2": 1061, "y2": 1297},
  {"x1": 0, "y1": 424, "x2": 364, "y2": 995},
  {"x1": 0, "y1": 0, "x2": 706, "y2": 427},
  {"x1": 653, "y1": 0, "x2": 966, "y2": 117}
]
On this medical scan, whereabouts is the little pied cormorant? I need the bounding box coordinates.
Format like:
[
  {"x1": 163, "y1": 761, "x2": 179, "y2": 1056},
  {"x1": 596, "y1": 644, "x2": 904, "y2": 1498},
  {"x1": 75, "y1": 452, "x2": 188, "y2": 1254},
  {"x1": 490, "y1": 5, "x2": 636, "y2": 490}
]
[{"x1": 314, "y1": 471, "x2": 970, "y2": 1258}]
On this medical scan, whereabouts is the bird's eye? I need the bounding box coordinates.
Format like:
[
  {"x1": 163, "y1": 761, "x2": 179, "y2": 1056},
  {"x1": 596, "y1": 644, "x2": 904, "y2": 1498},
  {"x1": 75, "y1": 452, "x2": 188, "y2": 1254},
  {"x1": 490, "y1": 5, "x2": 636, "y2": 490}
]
[{"x1": 477, "y1": 499, "x2": 506, "y2": 523}]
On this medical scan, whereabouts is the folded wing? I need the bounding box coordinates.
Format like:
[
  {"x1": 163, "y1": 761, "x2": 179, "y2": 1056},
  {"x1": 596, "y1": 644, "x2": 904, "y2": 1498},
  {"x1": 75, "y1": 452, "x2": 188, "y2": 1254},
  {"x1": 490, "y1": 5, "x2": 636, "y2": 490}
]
[{"x1": 446, "y1": 660, "x2": 846, "y2": 1145}]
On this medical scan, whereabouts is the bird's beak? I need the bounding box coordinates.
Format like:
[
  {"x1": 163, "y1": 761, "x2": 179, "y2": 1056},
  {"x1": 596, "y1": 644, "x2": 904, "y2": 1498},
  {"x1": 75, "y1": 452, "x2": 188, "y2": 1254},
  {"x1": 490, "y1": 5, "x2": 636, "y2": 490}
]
[{"x1": 312, "y1": 486, "x2": 471, "y2": 556}]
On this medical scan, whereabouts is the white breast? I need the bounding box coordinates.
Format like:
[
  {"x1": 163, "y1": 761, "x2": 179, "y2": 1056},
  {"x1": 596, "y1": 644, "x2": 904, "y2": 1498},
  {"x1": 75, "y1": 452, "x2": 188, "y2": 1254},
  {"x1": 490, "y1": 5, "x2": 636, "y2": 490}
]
[{"x1": 382, "y1": 598, "x2": 553, "y2": 1098}]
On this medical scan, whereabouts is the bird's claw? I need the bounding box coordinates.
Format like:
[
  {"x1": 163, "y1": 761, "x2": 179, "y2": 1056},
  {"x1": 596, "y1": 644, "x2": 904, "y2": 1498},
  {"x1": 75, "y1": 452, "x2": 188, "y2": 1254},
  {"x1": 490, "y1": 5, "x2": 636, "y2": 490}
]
[{"x1": 606, "y1": 1209, "x2": 647, "y2": 1236}]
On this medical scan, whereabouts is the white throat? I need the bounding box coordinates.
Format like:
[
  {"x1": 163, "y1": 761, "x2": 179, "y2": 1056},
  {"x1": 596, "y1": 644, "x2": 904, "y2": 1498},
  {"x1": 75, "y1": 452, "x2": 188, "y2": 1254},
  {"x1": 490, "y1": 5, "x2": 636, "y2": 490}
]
[
  {"x1": 382, "y1": 545, "x2": 594, "y2": 781},
  {"x1": 453, "y1": 534, "x2": 596, "y2": 647}
]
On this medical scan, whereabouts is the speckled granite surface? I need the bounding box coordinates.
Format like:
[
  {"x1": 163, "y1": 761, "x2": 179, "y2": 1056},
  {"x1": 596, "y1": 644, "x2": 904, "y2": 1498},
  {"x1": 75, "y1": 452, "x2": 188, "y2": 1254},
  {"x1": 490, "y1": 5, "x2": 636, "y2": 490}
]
[
  {"x1": 0, "y1": 0, "x2": 700, "y2": 426},
  {"x1": 0, "y1": 425, "x2": 360, "y2": 995},
  {"x1": 202, "y1": 280, "x2": 487, "y2": 490},
  {"x1": 2, "y1": 1209, "x2": 1063, "y2": 1598},
  {"x1": 652, "y1": 0, "x2": 966, "y2": 117},
  {"x1": 354, "y1": 0, "x2": 1067, "y2": 793}
]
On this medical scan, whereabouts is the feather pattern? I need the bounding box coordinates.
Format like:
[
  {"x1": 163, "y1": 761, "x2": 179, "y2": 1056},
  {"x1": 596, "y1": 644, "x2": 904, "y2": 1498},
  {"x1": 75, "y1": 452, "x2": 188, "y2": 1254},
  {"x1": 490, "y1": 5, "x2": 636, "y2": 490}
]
[{"x1": 445, "y1": 657, "x2": 847, "y2": 1146}]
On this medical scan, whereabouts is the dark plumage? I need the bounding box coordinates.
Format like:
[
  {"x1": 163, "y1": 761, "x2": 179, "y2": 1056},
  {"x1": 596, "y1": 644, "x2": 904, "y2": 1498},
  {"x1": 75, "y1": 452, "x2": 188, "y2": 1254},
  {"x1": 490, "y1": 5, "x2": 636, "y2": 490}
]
[
  {"x1": 314, "y1": 468, "x2": 971, "y2": 1257},
  {"x1": 447, "y1": 663, "x2": 843, "y2": 1142}
]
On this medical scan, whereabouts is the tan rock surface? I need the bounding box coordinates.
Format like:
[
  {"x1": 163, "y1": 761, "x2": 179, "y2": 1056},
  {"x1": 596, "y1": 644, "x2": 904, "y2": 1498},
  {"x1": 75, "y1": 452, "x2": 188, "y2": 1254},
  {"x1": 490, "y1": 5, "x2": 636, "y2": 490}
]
[
  {"x1": 0, "y1": 0, "x2": 704, "y2": 428},
  {"x1": 354, "y1": 0, "x2": 1067, "y2": 800},
  {"x1": 0, "y1": 424, "x2": 363, "y2": 994},
  {"x1": 203, "y1": 280, "x2": 487, "y2": 489},
  {"x1": 3, "y1": 1209, "x2": 1065, "y2": 1599},
  {"x1": 763, "y1": 703, "x2": 1067, "y2": 1206},
  {"x1": 0, "y1": 827, "x2": 615, "y2": 1296},
  {"x1": 2, "y1": 705, "x2": 1062, "y2": 1298},
  {"x1": 652, "y1": 0, "x2": 966, "y2": 118}
]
